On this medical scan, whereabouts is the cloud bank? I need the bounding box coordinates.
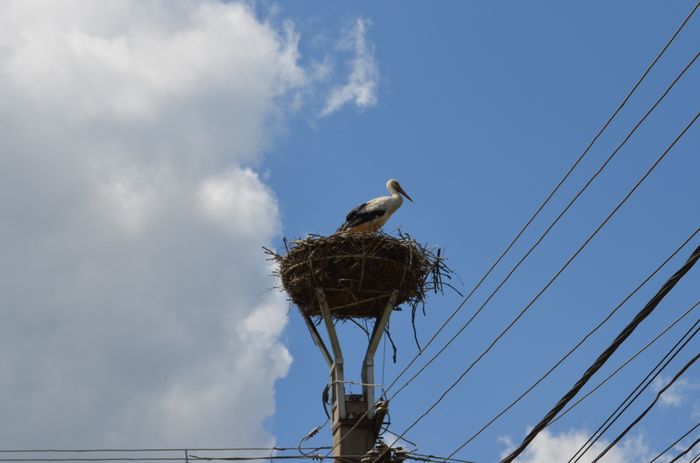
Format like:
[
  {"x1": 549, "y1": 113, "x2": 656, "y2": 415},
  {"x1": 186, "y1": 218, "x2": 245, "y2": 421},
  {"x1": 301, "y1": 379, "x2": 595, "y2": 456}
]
[{"x1": 0, "y1": 0, "x2": 377, "y2": 448}]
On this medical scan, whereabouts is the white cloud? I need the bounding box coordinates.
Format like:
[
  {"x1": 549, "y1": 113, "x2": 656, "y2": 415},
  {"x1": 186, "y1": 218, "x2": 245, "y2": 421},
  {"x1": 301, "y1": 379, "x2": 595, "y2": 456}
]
[
  {"x1": 320, "y1": 18, "x2": 379, "y2": 117},
  {"x1": 499, "y1": 429, "x2": 652, "y2": 463},
  {"x1": 0, "y1": 0, "x2": 373, "y2": 448},
  {"x1": 653, "y1": 375, "x2": 700, "y2": 408}
]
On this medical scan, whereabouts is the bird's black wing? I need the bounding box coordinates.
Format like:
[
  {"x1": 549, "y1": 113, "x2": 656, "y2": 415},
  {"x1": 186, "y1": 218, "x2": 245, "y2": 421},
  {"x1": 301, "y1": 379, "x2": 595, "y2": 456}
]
[
  {"x1": 338, "y1": 202, "x2": 386, "y2": 231},
  {"x1": 345, "y1": 202, "x2": 367, "y2": 222}
]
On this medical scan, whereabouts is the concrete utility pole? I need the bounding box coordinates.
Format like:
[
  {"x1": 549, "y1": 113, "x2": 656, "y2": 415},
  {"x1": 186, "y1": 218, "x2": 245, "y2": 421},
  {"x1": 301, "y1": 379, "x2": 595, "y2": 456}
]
[
  {"x1": 302, "y1": 289, "x2": 398, "y2": 462},
  {"x1": 277, "y1": 233, "x2": 435, "y2": 463}
]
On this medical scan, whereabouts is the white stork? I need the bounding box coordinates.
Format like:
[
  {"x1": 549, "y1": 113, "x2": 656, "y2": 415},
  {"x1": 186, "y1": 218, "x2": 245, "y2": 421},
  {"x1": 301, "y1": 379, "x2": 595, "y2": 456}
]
[{"x1": 337, "y1": 179, "x2": 413, "y2": 233}]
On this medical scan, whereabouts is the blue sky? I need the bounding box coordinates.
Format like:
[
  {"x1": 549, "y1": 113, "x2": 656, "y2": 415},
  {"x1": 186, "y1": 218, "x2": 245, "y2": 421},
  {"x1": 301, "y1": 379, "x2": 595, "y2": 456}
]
[
  {"x1": 0, "y1": 1, "x2": 697, "y2": 462},
  {"x1": 265, "y1": 2, "x2": 700, "y2": 462}
]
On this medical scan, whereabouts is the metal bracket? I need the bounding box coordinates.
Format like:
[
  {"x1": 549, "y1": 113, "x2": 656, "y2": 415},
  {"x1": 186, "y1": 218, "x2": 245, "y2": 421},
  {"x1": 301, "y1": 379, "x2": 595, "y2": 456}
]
[
  {"x1": 303, "y1": 313, "x2": 333, "y2": 369},
  {"x1": 316, "y1": 288, "x2": 346, "y2": 420},
  {"x1": 362, "y1": 290, "x2": 398, "y2": 419},
  {"x1": 305, "y1": 288, "x2": 398, "y2": 423}
]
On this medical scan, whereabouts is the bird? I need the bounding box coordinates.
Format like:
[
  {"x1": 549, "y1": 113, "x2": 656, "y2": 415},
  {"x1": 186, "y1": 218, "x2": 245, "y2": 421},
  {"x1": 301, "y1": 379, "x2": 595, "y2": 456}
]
[{"x1": 337, "y1": 179, "x2": 413, "y2": 233}]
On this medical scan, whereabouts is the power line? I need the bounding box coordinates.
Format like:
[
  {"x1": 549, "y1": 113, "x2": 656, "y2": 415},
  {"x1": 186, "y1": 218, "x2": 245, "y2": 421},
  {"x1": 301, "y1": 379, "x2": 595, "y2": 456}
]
[
  {"x1": 386, "y1": 112, "x2": 700, "y2": 463},
  {"x1": 378, "y1": 44, "x2": 699, "y2": 443},
  {"x1": 0, "y1": 452, "x2": 363, "y2": 463},
  {"x1": 0, "y1": 458, "x2": 318, "y2": 463},
  {"x1": 0, "y1": 450, "x2": 331, "y2": 455},
  {"x1": 373, "y1": 72, "x2": 700, "y2": 463},
  {"x1": 0, "y1": 457, "x2": 352, "y2": 463},
  {"x1": 406, "y1": 452, "x2": 478, "y2": 463},
  {"x1": 382, "y1": 0, "x2": 700, "y2": 411},
  {"x1": 667, "y1": 435, "x2": 700, "y2": 463},
  {"x1": 591, "y1": 353, "x2": 700, "y2": 462},
  {"x1": 500, "y1": 234, "x2": 700, "y2": 463},
  {"x1": 0, "y1": 459, "x2": 186, "y2": 462},
  {"x1": 190, "y1": 456, "x2": 363, "y2": 462},
  {"x1": 550, "y1": 300, "x2": 700, "y2": 427},
  {"x1": 387, "y1": 47, "x2": 698, "y2": 411},
  {"x1": 648, "y1": 421, "x2": 700, "y2": 463},
  {"x1": 568, "y1": 318, "x2": 700, "y2": 463},
  {"x1": 444, "y1": 269, "x2": 700, "y2": 461},
  {"x1": 321, "y1": 1, "x2": 700, "y2": 455},
  {"x1": 441, "y1": 229, "x2": 699, "y2": 457},
  {"x1": 391, "y1": 0, "x2": 700, "y2": 398}
]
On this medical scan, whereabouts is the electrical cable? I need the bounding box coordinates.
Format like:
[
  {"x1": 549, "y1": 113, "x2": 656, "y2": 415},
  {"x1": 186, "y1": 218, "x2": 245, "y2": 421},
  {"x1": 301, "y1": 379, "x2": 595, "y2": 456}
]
[
  {"x1": 0, "y1": 448, "x2": 341, "y2": 463},
  {"x1": 407, "y1": 453, "x2": 478, "y2": 463},
  {"x1": 568, "y1": 318, "x2": 700, "y2": 463},
  {"x1": 338, "y1": 59, "x2": 700, "y2": 463},
  {"x1": 322, "y1": 2, "x2": 700, "y2": 456},
  {"x1": 0, "y1": 456, "x2": 331, "y2": 463},
  {"x1": 382, "y1": 0, "x2": 700, "y2": 399},
  {"x1": 0, "y1": 459, "x2": 186, "y2": 462},
  {"x1": 0, "y1": 455, "x2": 382, "y2": 463},
  {"x1": 405, "y1": 453, "x2": 478, "y2": 463},
  {"x1": 569, "y1": 312, "x2": 700, "y2": 463},
  {"x1": 667, "y1": 435, "x2": 700, "y2": 463},
  {"x1": 550, "y1": 301, "x2": 700, "y2": 426},
  {"x1": 387, "y1": 48, "x2": 698, "y2": 410},
  {"x1": 382, "y1": 49, "x2": 700, "y2": 449},
  {"x1": 648, "y1": 421, "x2": 700, "y2": 463},
  {"x1": 501, "y1": 234, "x2": 700, "y2": 463},
  {"x1": 441, "y1": 229, "x2": 699, "y2": 457},
  {"x1": 381, "y1": 112, "x2": 700, "y2": 463},
  {"x1": 189, "y1": 457, "x2": 326, "y2": 462},
  {"x1": 444, "y1": 281, "x2": 700, "y2": 461},
  {"x1": 381, "y1": 0, "x2": 700, "y2": 402},
  {"x1": 298, "y1": 420, "x2": 329, "y2": 457},
  {"x1": 591, "y1": 353, "x2": 700, "y2": 462},
  {"x1": 190, "y1": 456, "x2": 363, "y2": 462},
  {"x1": 0, "y1": 450, "x2": 331, "y2": 454}
]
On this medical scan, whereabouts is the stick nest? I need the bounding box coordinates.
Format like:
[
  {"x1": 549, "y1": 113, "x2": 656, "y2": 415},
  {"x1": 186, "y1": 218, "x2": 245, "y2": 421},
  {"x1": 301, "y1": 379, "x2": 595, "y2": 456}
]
[{"x1": 265, "y1": 232, "x2": 454, "y2": 319}]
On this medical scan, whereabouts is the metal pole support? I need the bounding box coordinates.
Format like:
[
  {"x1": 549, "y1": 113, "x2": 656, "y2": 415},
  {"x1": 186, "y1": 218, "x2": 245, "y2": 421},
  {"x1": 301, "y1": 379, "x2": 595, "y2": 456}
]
[
  {"x1": 316, "y1": 288, "x2": 346, "y2": 420},
  {"x1": 302, "y1": 288, "x2": 399, "y2": 462},
  {"x1": 362, "y1": 290, "x2": 398, "y2": 418}
]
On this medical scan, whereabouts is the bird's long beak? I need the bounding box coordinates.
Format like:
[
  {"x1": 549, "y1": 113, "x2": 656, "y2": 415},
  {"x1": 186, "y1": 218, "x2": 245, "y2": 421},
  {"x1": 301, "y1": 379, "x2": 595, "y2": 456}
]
[{"x1": 397, "y1": 184, "x2": 413, "y2": 202}]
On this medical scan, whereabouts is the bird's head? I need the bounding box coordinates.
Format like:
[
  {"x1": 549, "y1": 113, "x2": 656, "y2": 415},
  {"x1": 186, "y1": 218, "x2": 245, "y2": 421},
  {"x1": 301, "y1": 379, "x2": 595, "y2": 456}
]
[{"x1": 387, "y1": 179, "x2": 413, "y2": 202}]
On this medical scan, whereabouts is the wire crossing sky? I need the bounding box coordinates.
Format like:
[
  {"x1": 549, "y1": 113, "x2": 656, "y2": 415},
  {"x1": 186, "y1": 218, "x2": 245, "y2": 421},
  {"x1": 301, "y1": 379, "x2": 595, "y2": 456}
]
[
  {"x1": 323, "y1": 38, "x2": 700, "y2": 460},
  {"x1": 270, "y1": 2, "x2": 700, "y2": 462},
  {"x1": 502, "y1": 241, "x2": 700, "y2": 462}
]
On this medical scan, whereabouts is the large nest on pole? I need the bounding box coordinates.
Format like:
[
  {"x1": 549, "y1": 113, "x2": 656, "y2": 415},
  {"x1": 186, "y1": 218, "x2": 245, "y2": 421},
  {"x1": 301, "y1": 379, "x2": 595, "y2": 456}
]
[{"x1": 265, "y1": 231, "x2": 456, "y2": 319}]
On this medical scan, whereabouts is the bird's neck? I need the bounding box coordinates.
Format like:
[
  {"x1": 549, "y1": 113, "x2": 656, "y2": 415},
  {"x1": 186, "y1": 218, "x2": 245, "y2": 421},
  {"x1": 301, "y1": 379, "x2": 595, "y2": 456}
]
[{"x1": 388, "y1": 192, "x2": 403, "y2": 210}]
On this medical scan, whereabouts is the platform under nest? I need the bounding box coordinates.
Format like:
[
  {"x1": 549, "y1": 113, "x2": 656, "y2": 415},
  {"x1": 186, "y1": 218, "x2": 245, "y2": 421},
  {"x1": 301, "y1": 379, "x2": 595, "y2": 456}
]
[{"x1": 266, "y1": 232, "x2": 454, "y2": 319}]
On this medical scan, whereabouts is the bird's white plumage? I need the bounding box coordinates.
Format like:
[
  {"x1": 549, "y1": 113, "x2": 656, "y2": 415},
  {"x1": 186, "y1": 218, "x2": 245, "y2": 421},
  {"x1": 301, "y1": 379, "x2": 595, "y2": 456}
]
[{"x1": 337, "y1": 179, "x2": 413, "y2": 233}]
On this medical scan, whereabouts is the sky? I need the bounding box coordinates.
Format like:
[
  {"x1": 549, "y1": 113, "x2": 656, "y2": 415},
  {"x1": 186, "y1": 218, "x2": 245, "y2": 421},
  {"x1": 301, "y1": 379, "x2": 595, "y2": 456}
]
[{"x1": 0, "y1": 1, "x2": 698, "y2": 463}]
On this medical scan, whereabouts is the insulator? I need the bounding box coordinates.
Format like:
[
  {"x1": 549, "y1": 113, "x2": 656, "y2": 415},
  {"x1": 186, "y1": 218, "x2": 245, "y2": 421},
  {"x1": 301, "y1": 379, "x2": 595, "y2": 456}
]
[{"x1": 393, "y1": 447, "x2": 408, "y2": 463}]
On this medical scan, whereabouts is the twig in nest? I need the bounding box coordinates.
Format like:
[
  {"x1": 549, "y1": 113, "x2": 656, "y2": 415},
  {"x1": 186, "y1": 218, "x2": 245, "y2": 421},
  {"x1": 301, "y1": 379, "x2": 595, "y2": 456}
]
[{"x1": 265, "y1": 230, "x2": 460, "y2": 358}]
